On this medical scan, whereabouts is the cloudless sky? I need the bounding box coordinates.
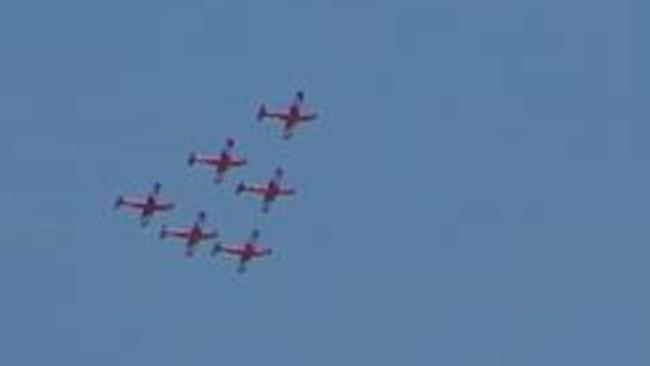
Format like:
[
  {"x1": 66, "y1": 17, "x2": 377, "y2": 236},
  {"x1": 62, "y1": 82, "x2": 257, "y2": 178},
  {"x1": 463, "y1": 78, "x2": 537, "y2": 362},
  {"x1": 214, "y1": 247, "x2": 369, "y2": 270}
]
[{"x1": 0, "y1": 0, "x2": 647, "y2": 365}]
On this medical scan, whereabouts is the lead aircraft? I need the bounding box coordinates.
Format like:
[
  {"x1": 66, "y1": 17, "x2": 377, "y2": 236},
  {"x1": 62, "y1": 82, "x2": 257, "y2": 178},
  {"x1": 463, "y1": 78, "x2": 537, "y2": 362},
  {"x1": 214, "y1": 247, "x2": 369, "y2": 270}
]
[{"x1": 257, "y1": 90, "x2": 317, "y2": 139}]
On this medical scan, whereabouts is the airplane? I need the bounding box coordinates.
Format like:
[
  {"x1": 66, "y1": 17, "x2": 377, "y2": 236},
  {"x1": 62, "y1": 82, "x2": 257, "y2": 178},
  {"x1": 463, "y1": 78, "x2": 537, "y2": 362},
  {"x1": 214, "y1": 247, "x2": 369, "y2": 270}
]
[
  {"x1": 211, "y1": 229, "x2": 272, "y2": 273},
  {"x1": 256, "y1": 90, "x2": 318, "y2": 139},
  {"x1": 159, "y1": 211, "x2": 218, "y2": 257},
  {"x1": 113, "y1": 182, "x2": 175, "y2": 226},
  {"x1": 188, "y1": 138, "x2": 247, "y2": 183},
  {"x1": 236, "y1": 167, "x2": 296, "y2": 213}
]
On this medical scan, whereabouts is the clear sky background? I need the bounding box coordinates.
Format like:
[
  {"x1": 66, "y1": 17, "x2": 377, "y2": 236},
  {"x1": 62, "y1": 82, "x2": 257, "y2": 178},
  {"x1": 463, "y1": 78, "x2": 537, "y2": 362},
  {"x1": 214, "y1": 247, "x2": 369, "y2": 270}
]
[{"x1": 0, "y1": 0, "x2": 646, "y2": 365}]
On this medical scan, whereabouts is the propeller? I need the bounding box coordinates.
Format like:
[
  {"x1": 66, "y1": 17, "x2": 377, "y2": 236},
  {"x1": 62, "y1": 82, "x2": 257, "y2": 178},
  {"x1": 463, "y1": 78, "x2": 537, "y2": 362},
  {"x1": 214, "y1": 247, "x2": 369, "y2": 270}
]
[
  {"x1": 113, "y1": 196, "x2": 124, "y2": 210},
  {"x1": 187, "y1": 152, "x2": 197, "y2": 167},
  {"x1": 257, "y1": 104, "x2": 267, "y2": 121},
  {"x1": 236, "y1": 182, "x2": 247, "y2": 195}
]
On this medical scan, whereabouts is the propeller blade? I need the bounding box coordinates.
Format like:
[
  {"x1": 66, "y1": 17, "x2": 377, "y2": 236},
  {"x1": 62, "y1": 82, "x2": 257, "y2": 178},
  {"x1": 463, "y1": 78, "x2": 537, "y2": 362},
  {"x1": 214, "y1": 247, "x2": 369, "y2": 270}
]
[{"x1": 187, "y1": 152, "x2": 197, "y2": 167}]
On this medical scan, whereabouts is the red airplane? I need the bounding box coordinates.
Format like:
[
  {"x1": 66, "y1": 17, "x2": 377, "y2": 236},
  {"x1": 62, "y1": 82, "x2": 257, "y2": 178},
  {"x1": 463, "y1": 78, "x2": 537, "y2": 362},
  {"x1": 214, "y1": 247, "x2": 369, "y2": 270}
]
[
  {"x1": 256, "y1": 90, "x2": 318, "y2": 139},
  {"x1": 187, "y1": 138, "x2": 247, "y2": 183},
  {"x1": 236, "y1": 168, "x2": 296, "y2": 213},
  {"x1": 211, "y1": 229, "x2": 272, "y2": 273},
  {"x1": 113, "y1": 182, "x2": 175, "y2": 226},
  {"x1": 159, "y1": 211, "x2": 218, "y2": 257}
]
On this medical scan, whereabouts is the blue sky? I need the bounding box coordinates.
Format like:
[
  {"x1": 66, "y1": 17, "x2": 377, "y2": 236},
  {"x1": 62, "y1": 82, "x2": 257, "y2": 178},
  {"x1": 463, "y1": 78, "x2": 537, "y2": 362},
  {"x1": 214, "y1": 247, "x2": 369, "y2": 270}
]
[{"x1": 0, "y1": 0, "x2": 647, "y2": 364}]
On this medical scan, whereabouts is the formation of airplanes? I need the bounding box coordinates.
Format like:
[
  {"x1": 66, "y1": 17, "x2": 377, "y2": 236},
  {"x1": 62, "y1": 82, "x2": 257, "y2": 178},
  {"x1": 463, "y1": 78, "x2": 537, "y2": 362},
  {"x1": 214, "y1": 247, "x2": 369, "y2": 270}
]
[{"x1": 113, "y1": 91, "x2": 317, "y2": 273}]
